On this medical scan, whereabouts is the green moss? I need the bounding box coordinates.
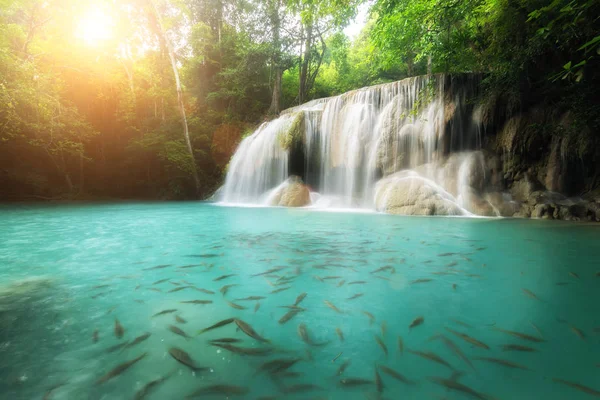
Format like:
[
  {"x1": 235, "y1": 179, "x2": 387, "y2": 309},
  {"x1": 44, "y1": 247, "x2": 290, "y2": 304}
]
[{"x1": 277, "y1": 112, "x2": 304, "y2": 150}]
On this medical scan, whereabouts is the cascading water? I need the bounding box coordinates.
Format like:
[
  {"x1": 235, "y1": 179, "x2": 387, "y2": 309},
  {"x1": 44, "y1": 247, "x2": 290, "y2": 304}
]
[{"x1": 221, "y1": 74, "x2": 501, "y2": 215}]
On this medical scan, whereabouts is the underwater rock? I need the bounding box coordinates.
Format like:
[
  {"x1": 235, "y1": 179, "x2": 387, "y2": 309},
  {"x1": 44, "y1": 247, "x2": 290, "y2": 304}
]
[
  {"x1": 268, "y1": 176, "x2": 311, "y2": 207},
  {"x1": 374, "y1": 172, "x2": 466, "y2": 216}
]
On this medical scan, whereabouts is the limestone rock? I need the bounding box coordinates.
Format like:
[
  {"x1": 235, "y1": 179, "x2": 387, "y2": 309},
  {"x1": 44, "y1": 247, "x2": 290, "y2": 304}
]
[
  {"x1": 268, "y1": 176, "x2": 311, "y2": 207},
  {"x1": 374, "y1": 172, "x2": 466, "y2": 216}
]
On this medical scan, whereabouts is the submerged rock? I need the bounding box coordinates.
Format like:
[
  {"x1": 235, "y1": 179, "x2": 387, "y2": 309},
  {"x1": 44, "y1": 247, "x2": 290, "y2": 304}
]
[
  {"x1": 374, "y1": 172, "x2": 467, "y2": 216},
  {"x1": 268, "y1": 176, "x2": 311, "y2": 207}
]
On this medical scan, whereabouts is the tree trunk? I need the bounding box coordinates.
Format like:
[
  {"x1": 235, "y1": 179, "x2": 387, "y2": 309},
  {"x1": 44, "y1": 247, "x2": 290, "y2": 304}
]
[
  {"x1": 148, "y1": 0, "x2": 200, "y2": 196},
  {"x1": 427, "y1": 55, "x2": 433, "y2": 76},
  {"x1": 268, "y1": 67, "x2": 282, "y2": 115},
  {"x1": 267, "y1": 0, "x2": 282, "y2": 115},
  {"x1": 299, "y1": 22, "x2": 313, "y2": 104}
]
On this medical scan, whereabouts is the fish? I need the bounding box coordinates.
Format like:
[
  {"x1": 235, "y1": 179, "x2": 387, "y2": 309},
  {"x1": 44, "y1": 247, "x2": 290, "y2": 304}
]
[
  {"x1": 106, "y1": 341, "x2": 129, "y2": 353},
  {"x1": 438, "y1": 253, "x2": 457, "y2": 257},
  {"x1": 407, "y1": 350, "x2": 453, "y2": 370},
  {"x1": 209, "y1": 338, "x2": 243, "y2": 344},
  {"x1": 226, "y1": 300, "x2": 247, "y2": 310},
  {"x1": 153, "y1": 279, "x2": 170, "y2": 285},
  {"x1": 168, "y1": 325, "x2": 191, "y2": 339},
  {"x1": 324, "y1": 300, "x2": 343, "y2": 313},
  {"x1": 198, "y1": 318, "x2": 235, "y2": 334},
  {"x1": 186, "y1": 253, "x2": 220, "y2": 258},
  {"x1": 92, "y1": 292, "x2": 108, "y2": 299},
  {"x1": 492, "y1": 327, "x2": 545, "y2": 342},
  {"x1": 134, "y1": 371, "x2": 173, "y2": 400},
  {"x1": 569, "y1": 272, "x2": 580, "y2": 279},
  {"x1": 551, "y1": 378, "x2": 600, "y2": 397},
  {"x1": 92, "y1": 329, "x2": 99, "y2": 343},
  {"x1": 235, "y1": 319, "x2": 269, "y2": 342},
  {"x1": 428, "y1": 376, "x2": 488, "y2": 400},
  {"x1": 336, "y1": 359, "x2": 351, "y2": 375},
  {"x1": 362, "y1": 311, "x2": 375, "y2": 325},
  {"x1": 177, "y1": 264, "x2": 202, "y2": 269},
  {"x1": 347, "y1": 293, "x2": 363, "y2": 300},
  {"x1": 143, "y1": 264, "x2": 172, "y2": 270},
  {"x1": 93, "y1": 284, "x2": 110, "y2": 289},
  {"x1": 409, "y1": 316, "x2": 424, "y2": 330},
  {"x1": 213, "y1": 274, "x2": 237, "y2": 281},
  {"x1": 337, "y1": 280, "x2": 346, "y2": 287},
  {"x1": 220, "y1": 284, "x2": 239, "y2": 295},
  {"x1": 42, "y1": 382, "x2": 67, "y2": 400},
  {"x1": 235, "y1": 296, "x2": 266, "y2": 301},
  {"x1": 258, "y1": 358, "x2": 301, "y2": 375},
  {"x1": 323, "y1": 276, "x2": 342, "y2": 280},
  {"x1": 336, "y1": 327, "x2": 344, "y2": 342},
  {"x1": 378, "y1": 365, "x2": 415, "y2": 385},
  {"x1": 194, "y1": 288, "x2": 215, "y2": 294},
  {"x1": 287, "y1": 293, "x2": 305, "y2": 308},
  {"x1": 282, "y1": 383, "x2": 323, "y2": 394},
  {"x1": 438, "y1": 335, "x2": 476, "y2": 371},
  {"x1": 445, "y1": 327, "x2": 489, "y2": 349},
  {"x1": 411, "y1": 279, "x2": 433, "y2": 284},
  {"x1": 96, "y1": 353, "x2": 147, "y2": 384},
  {"x1": 452, "y1": 284, "x2": 457, "y2": 290},
  {"x1": 375, "y1": 367, "x2": 384, "y2": 393},
  {"x1": 168, "y1": 286, "x2": 192, "y2": 293},
  {"x1": 332, "y1": 352, "x2": 343, "y2": 362},
  {"x1": 254, "y1": 302, "x2": 260, "y2": 312},
  {"x1": 180, "y1": 300, "x2": 212, "y2": 305},
  {"x1": 348, "y1": 281, "x2": 366, "y2": 285},
  {"x1": 570, "y1": 326, "x2": 585, "y2": 340},
  {"x1": 530, "y1": 322, "x2": 543, "y2": 338},
  {"x1": 474, "y1": 357, "x2": 530, "y2": 370},
  {"x1": 252, "y1": 267, "x2": 287, "y2": 277},
  {"x1": 134, "y1": 285, "x2": 141, "y2": 291},
  {"x1": 397, "y1": 336, "x2": 404, "y2": 355},
  {"x1": 125, "y1": 333, "x2": 151, "y2": 349},
  {"x1": 298, "y1": 323, "x2": 329, "y2": 346},
  {"x1": 374, "y1": 335, "x2": 388, "y2": 356},
  {"x1": 450, "y1": 318, "x2": 472, "y2": 328},
  {"x1": 152, "y1": 309, "x2": 178, "y2": 317},
  {"x1": 175, "y1": 315, "x2": 187, "y2": 324},
  {"x1": 186, "y1": 384, "x2": 248, "y2": 398},
  {"x1": 371, "y1": 266, "x2": 392, "y2": 274},
  {"x1": 147, "y1": 288, "x2": 162, "y2": 293},
  {"x1": 271, "y1": 286, "x2": 291, "y2": 294},
  {"x1": 501, "y1": 344, "x2": 537, "y2": 352},
  {"x1": 211, "y1": 342, "x2": 273, "y2": 356},
  {"x1": 522, "y1": 288, "x2": 539, "y2": 300},
  {"x1": 114, "y1": 319, "x2": 125, "y2": 339},
  {"x1": 169, "y1": 347, "x2": 207, "y2": 371},
  {"x1": 339, "y1": 378, "x2": 374, "y2": 386}
]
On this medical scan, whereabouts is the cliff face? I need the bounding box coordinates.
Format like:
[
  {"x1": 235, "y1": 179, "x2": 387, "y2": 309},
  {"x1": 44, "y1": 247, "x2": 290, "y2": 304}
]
[{"x1": 221, "y1": 74, "x2": 600, "y2": 221}]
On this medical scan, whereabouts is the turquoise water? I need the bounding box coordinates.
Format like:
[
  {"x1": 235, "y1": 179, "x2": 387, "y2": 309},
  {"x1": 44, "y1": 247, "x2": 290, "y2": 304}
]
[{"x1": 0, "y1": 203, "x2": 599, "y2": 400}]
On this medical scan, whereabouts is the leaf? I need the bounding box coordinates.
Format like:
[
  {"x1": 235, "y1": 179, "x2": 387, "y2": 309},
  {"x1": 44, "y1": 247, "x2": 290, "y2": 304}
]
[
  {"x1": 577, "y1": 35, "x2": 600, "y2": 51},
  {"x1": 563, "y1": 61, "x2": 571, "y2": 70}
]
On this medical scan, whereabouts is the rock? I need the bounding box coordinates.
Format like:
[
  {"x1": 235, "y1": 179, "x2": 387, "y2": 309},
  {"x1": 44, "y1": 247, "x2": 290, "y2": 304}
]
[
  {"x1": 374, "y1": 172, "x2": 466, "y2": 216},
  {"x1": 510, "y1": 174, "x2": 543, "y2": 202},
  {"x1": 531, "y1": 203, "x2": 555, "y2": 219},
  {"x1": 268, "y1": 176, "x2": 311, "y2": 207}
]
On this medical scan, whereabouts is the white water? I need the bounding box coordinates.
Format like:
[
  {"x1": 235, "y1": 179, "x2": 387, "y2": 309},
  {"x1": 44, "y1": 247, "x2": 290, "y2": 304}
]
[{"x1": 221, "y1": 75, "x2": 494, "y2": 214}]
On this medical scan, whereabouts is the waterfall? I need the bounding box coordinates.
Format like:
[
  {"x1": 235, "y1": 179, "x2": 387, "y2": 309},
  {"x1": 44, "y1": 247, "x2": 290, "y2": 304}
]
[{"x1": 221, "y1": 74, "x2": 496, "y2": 215}]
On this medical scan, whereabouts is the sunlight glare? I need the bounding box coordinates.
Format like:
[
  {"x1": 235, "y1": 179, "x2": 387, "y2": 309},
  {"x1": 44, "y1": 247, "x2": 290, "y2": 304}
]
[{"x1": 76, "y1": 6, "x2": 114, "y2": 46}]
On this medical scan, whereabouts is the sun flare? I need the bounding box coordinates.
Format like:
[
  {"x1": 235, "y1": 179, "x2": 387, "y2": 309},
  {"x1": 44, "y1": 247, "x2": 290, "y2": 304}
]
[{"x1": 76, "y1": 7, "x2": 114, "y2": 46}]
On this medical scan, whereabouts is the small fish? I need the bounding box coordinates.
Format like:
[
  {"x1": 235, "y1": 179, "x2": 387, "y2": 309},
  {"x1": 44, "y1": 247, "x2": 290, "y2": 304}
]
[
  {"x1": 235, "y1": 296, "x2": 266, "y2": 301},
  {"x1": 213, "y1": 274, "x2": 237, "y2": 281},
  {"x1": 114, "y1": 319, "x2": 125, "y2": 339},
  {"x1": 339, "y1": 378, "x2": 374, "y2": 386},
  {"x1": 570, "y1": 326, "x2": 585, "y2": 340},
  {"x1": 148, "y1": 288, "x2": 162, "y2": 293},
  {"x1": 336, "y1": 327, "x2": 344, "y2": 342},
  {"x1": 347, "y1": 293, "x2": 363, "y2": 300},
  {"x1": 375, "y1": 335, "x2": 388, "y2": 356},
  {"x1": 134, "y1": 371, "x2": 173, "y2": 400},
  {"x1": 323, "y1": 276, "x2": 342, "y2": 280},
  {"x1": 106, "y1": 341, "x2": 129, "y2": 353},
  {"x1": 337, "y1": 280, "x2": 346, "y2": 287},
  {"x1": 381, "y1": 320, "x2": 387, "y2": 336},
  {"x1": 152, "y1": 309, "x2": 178, "y2": 317},
  {"x1": 211, "y1": 342, "x2": 273, "y2": 356},
  {"x1": 194, "y1": 288, "x2": 215, "y2": 294},
  {"x1": 445, "y1": 327, "x2": 489, "y2": 349},
  {"x1": 168, "y1": 325, "x2": 191, "y2": 339},
  {"x1": 252, "y1": 267, "x2": 287, "y2": 277},
  {"x1": 411, "y1": 279, "x2": 433, "y2": 284},
  {"x1": 96, "y1": 353, "x2": 147, "y2": 384},
  {"x1": 258, "y1": 358, "x2": 301, "y2": 375},
  {"x1": 271, "y1": 286, "x2": 291, "y2": 294},
  {"x1": 397, "y1": 336, "x2": 404, "y2": 355},
  {"x1": 168, "y1": 286, "x2": 192, "y2": 293},
  {"x1": 530, "y1": 322, "x2": 543, "y2": 338},
  {"x1": 450, "y1": 318, "x2": 472, "y2": 328},
  {"x1": 407, "y1": 350, "x2": 453, "y2": 370},
  {"x1": 175, "y1": 315, "x2": 187, "y2": 324},
  {"x1": 125, "y1": 332, "x2": 151, "y2": 349},
  {"x1": 235, "y1": 318, "x2": 269, "y2": 342},
  {"x1": 452, "y1": 284, "x2": 457, "y2": 290},
  {"x1": 294, "y1": 292, "x2": 307, "y2": 306},
  {"x1": 438, "y1": 253, "x2": 457, "y2": 257},
  {"x1": 93, "y1": 284, "x2": 110, "y2": 289},
  {"x1": 375, "y1": 367, "x2": 384, "y2": 393},
  {"x1": 501, "y1": 344, "x2": 537, "y2": 352},
  {"x1": 551, "y1": 378, "x2": 600, "y2": 397},
  {"x1": 254, "y1": 302, "x2": 261, "y2": 313},
  {"x1": 569, "y1": 272, "x2": 580, "y2": 279},
  {"x1": 332, "y1": 352, "x2": 343, "y2": 362},
  {"x1": 336, "y1": 359, "x2": 351, "y2": 375},
  {"x1": 438, "y1": 335, "x2": 476, "y2": 371},
  {"x1": 522, "y1": 288, "x2": 539, "y2": 300},
  {"x1": 153, "y1": 279, "x2": 169, "y2": 285},
  {"x1": 209, "y1": 338, "x2": 243, "y2": 344},
  {"x1": 348, "y1": 281, "x2": 366, "y2": 285},
  {"x1": 42, "y1": 382, "x2": 67, "y2": 400},
  {"x1": 198, "y1": 318, "x2": 235, "y2": 334},
  {"x1": 298, "y1": 323, "x2": 329, "y2": 346},
  {"x1": 143, "y1": 264, "x2": 172, "y2": 271},
  {"x1": 219, "y1": 284, "x2": 239, "y2": 295},
  {"x1": 282, "y1": 383, "x2": 323, "y2": 394},
  {"x1": 226, "y1": 300, "x2": 246, "y2": 310},
  {"x1": 180, "y1": 300, "x2": 212, "y2": 305},
  {"x1": 92, "y1": 329, "x2": 99, "y2": 343},
  {"x1": 324, "y1": 300, "x2": 343, "y2": 313},
  {"x1": 492, "y1": 327, "x2": 545, "y2": 342},
  {"x1": 474, "y1": 357, "x2": 530, "y2": 370},
  {"x1": 169, "y1": 347, "x2": 206, "y2": 372},
  {"x1": 428, "y1": 376, "x2": 488, "y2": 400},
  {"x1": 409, "y1": 316, "x2": 424, "y2": 330},
  {"x1": 362, "y1": 311, "x2": 375, "y2": 325},
  {"x1": 379, "y1": 365, "x2": 415, "y2": 385}
]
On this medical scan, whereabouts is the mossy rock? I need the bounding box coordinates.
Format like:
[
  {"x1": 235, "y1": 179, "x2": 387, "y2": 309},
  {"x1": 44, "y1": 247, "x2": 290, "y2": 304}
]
[{"x1": 277, "y1": 112, "x2": 305, "y2": 151}]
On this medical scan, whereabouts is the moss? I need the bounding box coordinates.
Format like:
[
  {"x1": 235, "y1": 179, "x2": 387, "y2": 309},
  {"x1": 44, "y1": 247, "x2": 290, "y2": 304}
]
[{"x1": 277, "y1": 112, "x2": 304, "y2": 150}]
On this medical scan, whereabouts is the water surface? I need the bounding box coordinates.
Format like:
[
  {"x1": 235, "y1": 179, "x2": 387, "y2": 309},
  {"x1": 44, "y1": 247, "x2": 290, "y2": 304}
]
[{"x1": 0, "y1": 203, "x2": 599, "y2": 399}]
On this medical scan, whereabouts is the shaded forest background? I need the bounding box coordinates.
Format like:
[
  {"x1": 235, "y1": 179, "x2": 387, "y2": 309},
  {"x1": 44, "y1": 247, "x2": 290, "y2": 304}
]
[{"x1": 1, "y1": 0, "x2": 598, "y2": 200}]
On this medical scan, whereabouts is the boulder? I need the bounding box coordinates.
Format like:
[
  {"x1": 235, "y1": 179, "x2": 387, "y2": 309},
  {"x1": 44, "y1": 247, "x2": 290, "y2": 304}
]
[
  {"x1": 510, "y1": 173, "x2": 543, "y2": 202},
  {"x1": 374, "y1": 172, "x2": 466, "y2": 216},
  {"x1": 268, "y1": 176, "x2": 311, "y2": 207}
]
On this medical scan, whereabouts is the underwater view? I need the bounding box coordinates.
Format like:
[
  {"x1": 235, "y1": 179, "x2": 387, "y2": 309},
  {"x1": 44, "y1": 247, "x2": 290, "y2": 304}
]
[{"x1": 1, "y1": 202, "x2": 599, "y2": 399}]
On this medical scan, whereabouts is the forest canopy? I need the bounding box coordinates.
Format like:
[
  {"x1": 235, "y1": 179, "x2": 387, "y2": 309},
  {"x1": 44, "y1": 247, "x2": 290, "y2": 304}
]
[{"x1": 1, "y1": 0, "x2": 598, "y2": 200}]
